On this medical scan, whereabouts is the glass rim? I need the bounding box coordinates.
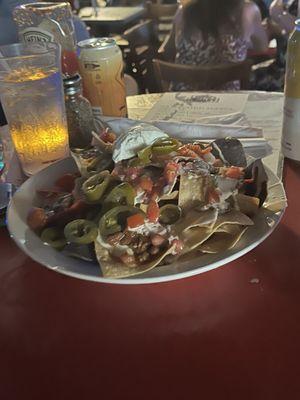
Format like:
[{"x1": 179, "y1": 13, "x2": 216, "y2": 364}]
[
  {"x1": 14, "y1": 2, "x2": 71, "y2": 11},
  {"x1": 0, "y1": 42, "x2": 60, "y2": 61}
]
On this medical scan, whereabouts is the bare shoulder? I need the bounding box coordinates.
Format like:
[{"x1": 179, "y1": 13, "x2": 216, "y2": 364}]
[
  {"x1": 243, "y1": 0, "x2": 263, "y2": 19},
  {"x1": 242, "y1": 1, "x2": 263, "y2": 40},
  {"x1": 174, "y1": 4, "x2": 183, "y2": 24},
  {"x1": 242, "y1": 0, "x2": 268, "y2": 50}
]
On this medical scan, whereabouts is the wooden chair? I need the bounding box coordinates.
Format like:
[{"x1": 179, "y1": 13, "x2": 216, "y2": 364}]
[
  {"x1": 152, "y1": 59, "x2": 253, "y2": 92},
  {"x1": 123, "y1": 20, "x2": 159, "y2": 93},
  {"x1": 157, "y1": 31, "x2": 175, "y2": 61},
  {"x1": 146, "y1": 2, "x2": 178, "y2": 42},
  {"x1": 123, "y1": 19, "x2": 159, "y2": 51},
  {"x1": 146, "y1": 2, "x2": 178, "y2": 19}
]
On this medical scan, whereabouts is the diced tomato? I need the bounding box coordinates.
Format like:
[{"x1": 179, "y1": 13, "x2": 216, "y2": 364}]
[
  {"x1": 70, "y1": 200, "x2": 88, "y2": 214},
  {"x1": 55, "y1": 174, "x2": 76, "y2": 193},
  {"x1": 213, "y1": 159, "x2": 223, "y2": 167},
  {"x1": 207, "y1": 188, "x2": 220, "y2": 204},
  {"x1": 27, "y1": 207, "x2": 48, "y2": 232},
  {"x1": 200, "y1": 145, "x2": 212, "y2": 155},
  {"x1": 139, "y1": 176, "x2": 153, "y2": 192},
  {"x1": 164, "y1": 161, "x2": 179, "y2": 184},
  {"x1": 127, "y1": 213, "x2": 145, "y2": 229},
  {"x1": 125, "y1": 167, "x2": 142, "y2": 181},
  {"x1": 225, "y1": 167, "x2": 244, "y2": 180},
  {"x1": 147, "y1": 200, "x2": 160, "y2": 223},
  {"x1": 111, "y1": 166, "x2": 121, "y2": 177},
  {"x1": 48, "y1": 200, "x2": 89, "y2": 227},
  {"x1": 178, "y1": 147, "x2": 198, "y2": 158},
  {"x1": 100, "y1": 129, "x2": 116, "y2": 144},
  {"x1": 119, "y1": 253, "x2": 136, "y2": 266},
  {"x1": 150, "y1": 191, "x2": 159, "y2": 202},
  {"x1": 151, "y1": 177, "x2": 165, "y2": 201}
]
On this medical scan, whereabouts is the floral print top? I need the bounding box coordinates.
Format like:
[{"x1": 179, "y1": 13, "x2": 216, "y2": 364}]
[{"x1": 171, "y1": 10, "x2": 248, "y2": 91}]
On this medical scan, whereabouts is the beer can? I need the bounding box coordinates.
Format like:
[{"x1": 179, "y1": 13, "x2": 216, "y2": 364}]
[
  {"x1": 78, "y1": 38, "x2": 127, "y2": 118},
  {"x1": 282, "y1": 19, "x2": 300, "y2": 161}
]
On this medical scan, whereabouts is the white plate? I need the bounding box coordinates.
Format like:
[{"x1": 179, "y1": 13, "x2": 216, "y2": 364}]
[{"x1": 7, "y1": 157, "x2": 286, "y2": 284}]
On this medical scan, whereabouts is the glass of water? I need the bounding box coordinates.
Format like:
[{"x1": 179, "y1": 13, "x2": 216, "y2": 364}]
[{"x1": 0, "y1": 42, "x2": 69, "y2": 176}]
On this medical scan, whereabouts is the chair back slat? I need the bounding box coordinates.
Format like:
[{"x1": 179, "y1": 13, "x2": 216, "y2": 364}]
[{"x1": 153, "y1": 59, "x2": 253, "y2": 92}]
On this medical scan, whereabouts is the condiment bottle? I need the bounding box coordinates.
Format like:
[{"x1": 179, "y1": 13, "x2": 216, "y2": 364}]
[
  {"x1": 63, "y1": 74, "x2": 94, "y2": 149},
  {"x1": 13, "y1": 2, "x2": 79, "y2": 77},
  {"x1": 282, "y1": 19, "x2": 300, "y2": 161}
]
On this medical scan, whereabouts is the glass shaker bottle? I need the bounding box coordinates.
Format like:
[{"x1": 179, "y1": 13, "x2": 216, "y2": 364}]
[
  {"x1": 13, "y1": 2, "x2": 79, "y2": 77},
  {"x1": 63, "y1": 74, "x2": 94, "y2": 149}
]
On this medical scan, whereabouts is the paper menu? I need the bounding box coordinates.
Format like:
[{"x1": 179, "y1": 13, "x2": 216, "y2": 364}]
[{"x1": 144, "y1": 92, "x2": 249, "y2": 125}]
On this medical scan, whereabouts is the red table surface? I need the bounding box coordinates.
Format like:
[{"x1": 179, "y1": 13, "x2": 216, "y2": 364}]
[{"x1": 1, "y1": 160, "x2": 300, "y2": 400}]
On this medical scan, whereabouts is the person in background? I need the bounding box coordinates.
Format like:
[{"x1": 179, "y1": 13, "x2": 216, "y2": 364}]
[
  {"x1": 269, "y1": 0, "x2": 296, "y2": 34},
  {"x1": 263, "y1": 0, "x2": 274, "y2": 7},
  {"x1": 251, "y1": 0, "x2": 296, "y2": 91},
  {"x1": 253, "y1": 0, "x2": 270, "y2": 18},
  {"x1": 166, "y1": 0, "x2": 269, "y2": 91}
]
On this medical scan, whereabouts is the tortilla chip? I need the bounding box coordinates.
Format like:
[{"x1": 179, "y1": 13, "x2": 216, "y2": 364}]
[
  {"x1": 92, "y1": 131, "x2": 114, "y2": 153},
  {"x1": 139, "y1": 204, "x2": 148, "y2": 213},
  {"x1": 174, "y1": 209, "x2": 218, "y2": 234},
  {"x1": 263, "y1": 182, "x2": 287, "y2": 213},
  {"x1": 178, "y1": 173, "x2": 210, "y2": 211},
  {"x1": 216, "y1": 223, "x2": 243, "y2": 235},
  {"x1": 264, "y1": 199, "x2": 287, "y2": 213},
  {"x1": 182, "y1": 226, "x2": 215, "y2": 253},
  {"x1": 160, "y1": 190, "x2": 179, "y2": 201},
  {"x1": 243, "y1": 159, "x2": 268, "y2": 206},
  {"x1": 212, "y1": 138, "x2": 247, "y2": 167},
  {"x1": 198, "y1": 227, "x2": 248, "y2": 254},
  {"x1": 214, "y1": 210, "x2": 254, "y2": 227},
  {"x1": 95, "y1": 241, "x2": 176, "y2": 278},
  {"x1": 71, "y1": 148, "x2": 112, "y2": 177},
  {"x1": 236, "y1": 193, "x2": 259, "y2": 217},
  {"x1": 182, "y1": 210, "x2": 253, "y2": 253}
]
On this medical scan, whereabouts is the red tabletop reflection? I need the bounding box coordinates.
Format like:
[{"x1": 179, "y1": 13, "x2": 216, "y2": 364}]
[{"x1": 1, "y1": 160, "x2": 300, "y2": 399}]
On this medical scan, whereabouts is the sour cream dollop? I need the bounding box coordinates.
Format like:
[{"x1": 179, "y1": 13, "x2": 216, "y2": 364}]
[{"x1": 112, "y1": 123, "x2": 168, "y2": 163}]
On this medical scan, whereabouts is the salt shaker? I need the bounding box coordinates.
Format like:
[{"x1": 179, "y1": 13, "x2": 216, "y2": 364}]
[{"x1": 63, "y1": 74, "x2": 94, "y2": 149}]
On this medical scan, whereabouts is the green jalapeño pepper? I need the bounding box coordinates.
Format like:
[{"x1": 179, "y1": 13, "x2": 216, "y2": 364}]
[
  {"x1": 159, "y1": 204, "x2": 182, "y2": 225},
  {"x1": 99, "y1": 206, "x2": 144, "y2": 239},
  {"x1": 64, "y1": 219, "x2": 98, "y2": 244},
  {"x1": 41, "y1": 227, "x2": 67, "y2": 250},
  {"x1": 82, "y1": 171, "x2": 110, "y2": 203},
  {"x1": 137, "y1": 145, "x2": 152, "y2": 164},
  {"x1": 128, "y1": 157, "x2": 142, "y2": 167},
  {"x1": 104, "y1": 182, "x2": 135, "y2": 207},
  {"x1": 151, "y1": 138, "x2": 180, "y2": 155},
  {"x1": 86, "y1": 155, "x2": 113, "y2": 175}
]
